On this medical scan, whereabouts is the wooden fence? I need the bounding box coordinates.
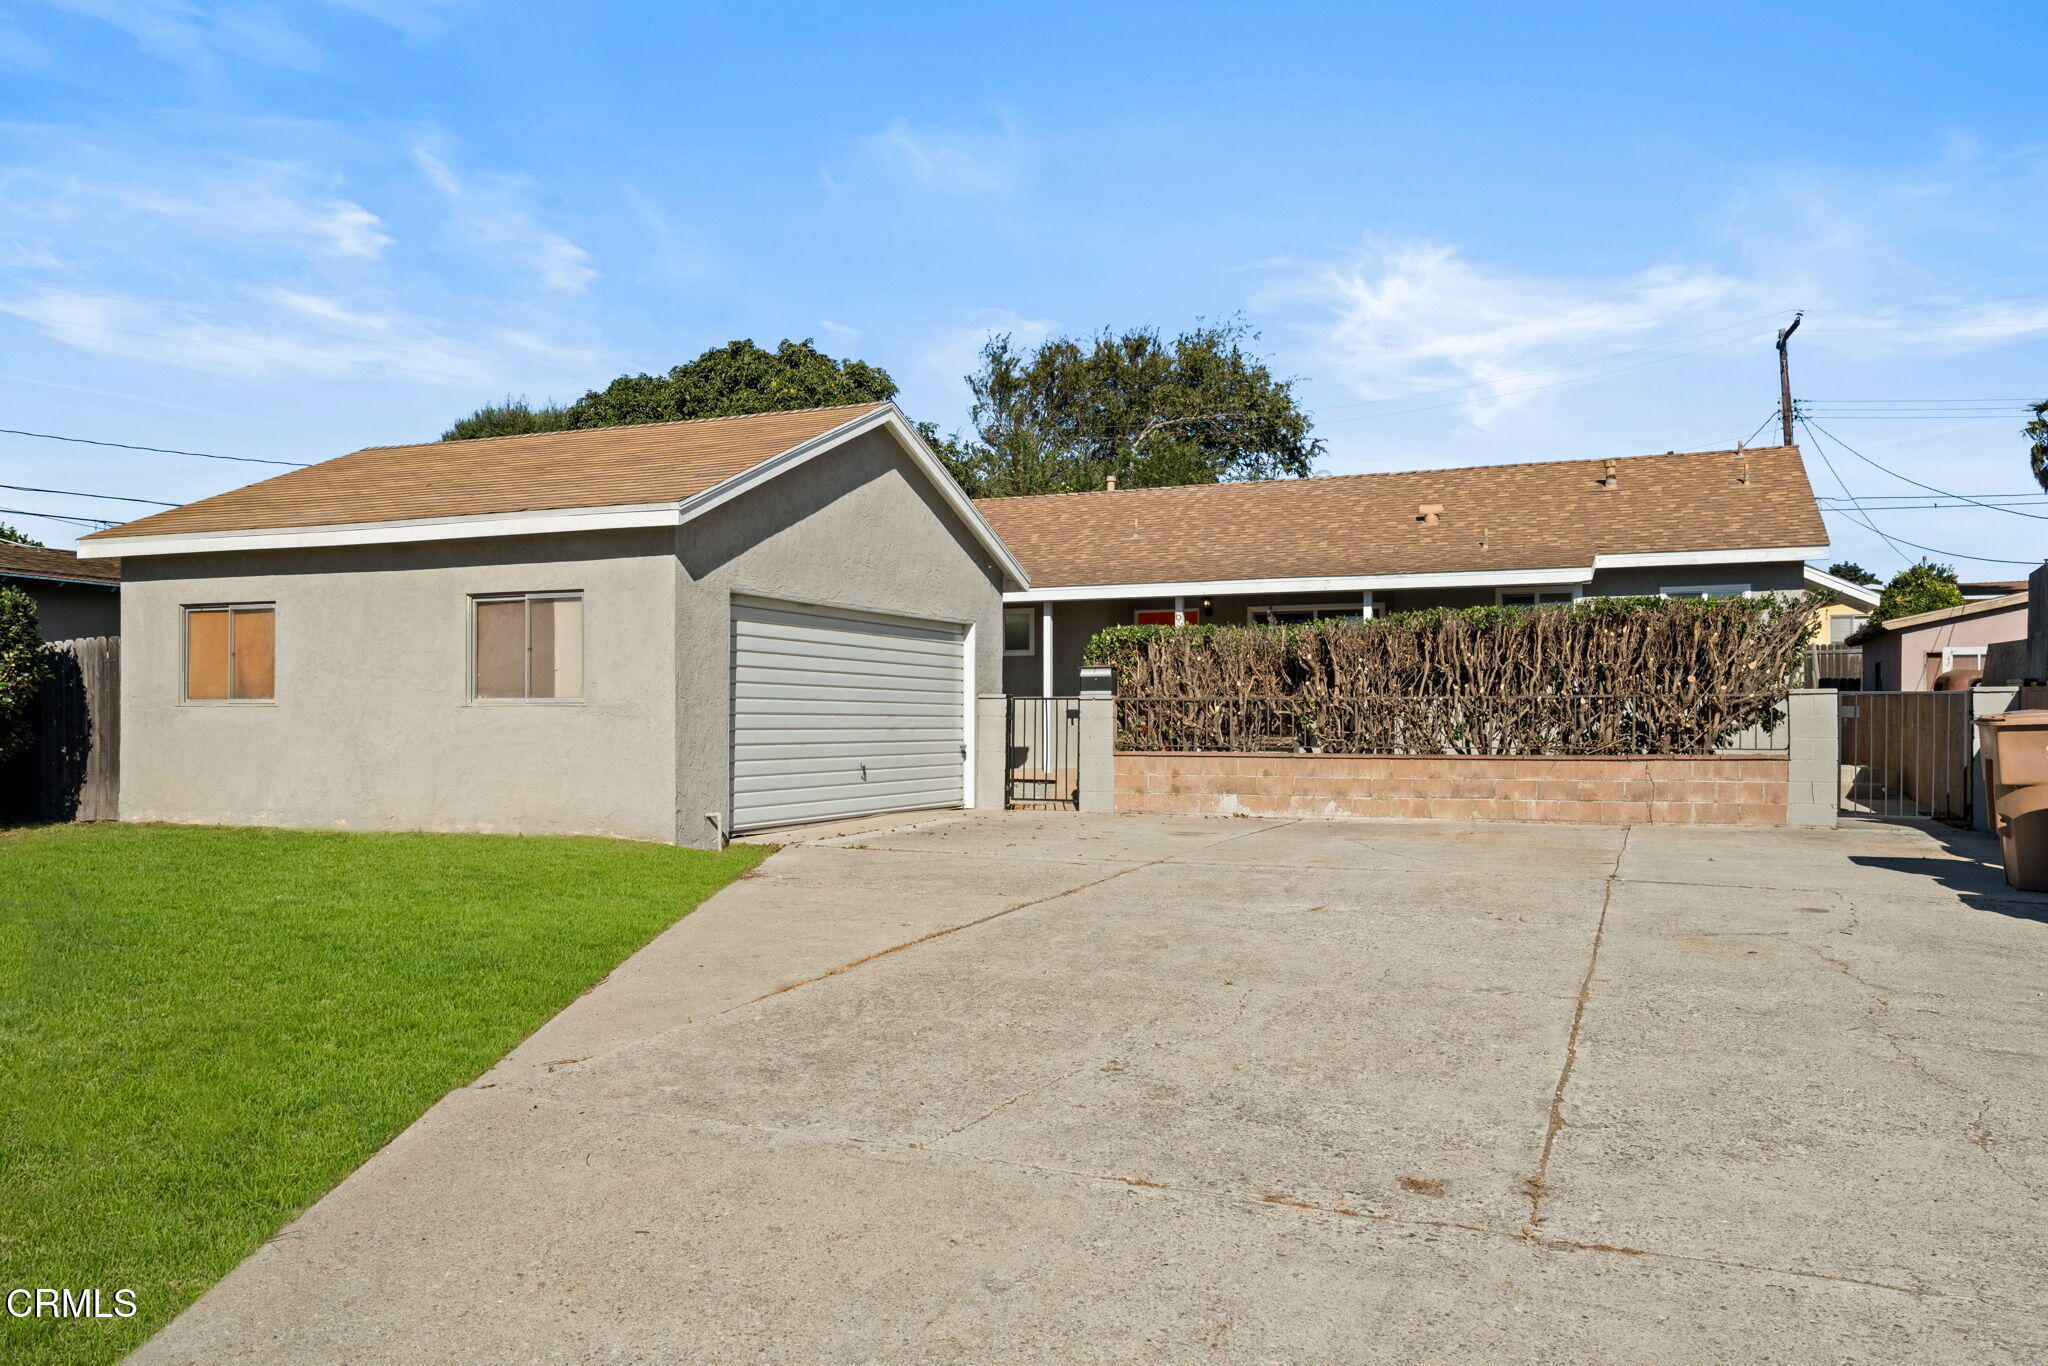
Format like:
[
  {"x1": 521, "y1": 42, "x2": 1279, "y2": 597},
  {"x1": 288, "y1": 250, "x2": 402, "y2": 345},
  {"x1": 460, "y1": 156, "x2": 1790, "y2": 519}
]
[{"x1": 3, "y1": 635, "x2": 119, "y2": 822}]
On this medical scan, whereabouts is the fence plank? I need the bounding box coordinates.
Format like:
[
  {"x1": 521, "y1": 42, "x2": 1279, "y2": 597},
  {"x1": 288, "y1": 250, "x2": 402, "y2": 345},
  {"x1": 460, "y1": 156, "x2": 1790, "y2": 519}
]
[{"x1": 13, "y1": 635, "x2": 119, "y2": 822}]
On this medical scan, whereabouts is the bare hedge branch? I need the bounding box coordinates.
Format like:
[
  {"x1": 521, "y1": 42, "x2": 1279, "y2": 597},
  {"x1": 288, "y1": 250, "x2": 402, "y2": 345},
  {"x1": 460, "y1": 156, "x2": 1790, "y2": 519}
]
[{"x1": 1086, "y1": 594, "x2": 1817, "y2": 755}]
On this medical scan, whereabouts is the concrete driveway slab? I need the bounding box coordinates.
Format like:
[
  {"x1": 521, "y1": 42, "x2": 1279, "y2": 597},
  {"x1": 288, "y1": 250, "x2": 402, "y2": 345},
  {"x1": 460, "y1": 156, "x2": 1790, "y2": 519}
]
[{"x1": 131, "y1": 812, "x2": 2048, "y2": 1363}]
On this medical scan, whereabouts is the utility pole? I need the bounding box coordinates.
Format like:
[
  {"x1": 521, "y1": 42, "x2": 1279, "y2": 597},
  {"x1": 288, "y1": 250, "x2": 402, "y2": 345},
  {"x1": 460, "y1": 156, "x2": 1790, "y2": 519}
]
[{"x1": 1776, "y1": 311, "x2": 1802, "y2": 446}]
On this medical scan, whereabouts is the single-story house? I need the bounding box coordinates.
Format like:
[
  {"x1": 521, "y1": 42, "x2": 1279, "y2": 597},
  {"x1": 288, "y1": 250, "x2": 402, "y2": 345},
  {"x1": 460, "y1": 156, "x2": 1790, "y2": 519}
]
[
  {"x1": 75, "y1": 403, "x2": 1026, "y2": 847},
  {"x1": 1846, "y1": 590, "x2": 2030, "y2": 691},
  {"x1": 0, "y1": 540, "x2": 120, "y2": 643},
  {"x1": 976, "y1": 444, "x2": 1838, "y2": 695}
]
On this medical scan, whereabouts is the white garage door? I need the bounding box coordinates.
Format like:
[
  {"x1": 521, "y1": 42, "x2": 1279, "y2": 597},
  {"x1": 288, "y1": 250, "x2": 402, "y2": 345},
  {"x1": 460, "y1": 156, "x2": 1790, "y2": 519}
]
[{"x1": 730, "y1": 599, "x2": 967, "y2": 833}]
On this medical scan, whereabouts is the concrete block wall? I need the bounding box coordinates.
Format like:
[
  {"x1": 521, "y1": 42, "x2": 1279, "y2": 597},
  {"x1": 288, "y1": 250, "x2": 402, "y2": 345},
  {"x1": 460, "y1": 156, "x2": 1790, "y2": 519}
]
[
  {"x1": 1114, "y1": 752, "x2": 1789, "y2": 825},
  {"x1": 1077, "y1": 698, "x2": 1115, "y2": 812},
  {"x1": 975, "y1": 695, "x2": 1007, "y2": 810},
  {"x1": 1784, "y1": 688, "x2": 1840, "y2": 829}
]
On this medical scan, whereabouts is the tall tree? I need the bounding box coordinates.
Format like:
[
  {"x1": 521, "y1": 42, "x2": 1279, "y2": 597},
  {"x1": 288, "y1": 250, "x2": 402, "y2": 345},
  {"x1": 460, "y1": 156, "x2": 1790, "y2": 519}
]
[
  {"x1": 441, "y1": 398, "x2": 574, "y2": 441},
  {"x1": 443, "y1": 339, "x2": 898, "y2": 441},
  {"x1": 572, "y1": 339, "x2": 896, "y2": 427},
  {"x1": 1825, "y1": 561, "x2": 1881, "y2": 587},
  {"x1": 935, "y1": 319, "x2": 1322, "y2": 497},
  {"x1": 2028, "y1": 399, "x2": 2048, "y2": 493},
  {"x1": 0, "y1": 523, "x2": 43, "y2": 547},
  {"x1": 1872, "y1": 561, "x2": 1964, "y2": 624}
]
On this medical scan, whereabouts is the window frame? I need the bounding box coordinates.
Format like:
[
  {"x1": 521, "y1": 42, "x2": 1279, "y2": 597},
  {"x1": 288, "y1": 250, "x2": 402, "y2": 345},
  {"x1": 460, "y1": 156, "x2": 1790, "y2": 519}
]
[
  {"x1": 468, "y1": 591, "x2": 586, "y2": 705},
  {"x1": 181, "y1": 602, "x2": 277, "y2": 705},
  {"x1": 1002, "y1": 605, "x2": 1036, "y2": 656},
  {"x1": 1493, "y1": 586, "x2": 1583, "y2": 607},
  {"x1": 1660, "y1": 583, "x2": 1753, "y2": 600},
  {"x1": 1247, "y1": 603, "x2": 1369, "y2": 626}
]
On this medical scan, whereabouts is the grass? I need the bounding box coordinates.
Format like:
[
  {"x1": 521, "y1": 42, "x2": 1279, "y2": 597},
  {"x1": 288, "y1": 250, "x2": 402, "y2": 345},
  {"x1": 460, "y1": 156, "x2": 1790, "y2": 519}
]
[{"x1": 0, "y1": 822, "x2": 770, "y2": 1366}]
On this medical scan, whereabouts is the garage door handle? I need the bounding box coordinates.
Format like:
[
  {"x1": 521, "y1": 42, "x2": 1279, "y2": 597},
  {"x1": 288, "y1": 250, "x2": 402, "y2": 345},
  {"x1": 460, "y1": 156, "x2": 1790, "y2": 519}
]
[{"x1": 859, "y1": 763, "x2": 868, "y2": 782}]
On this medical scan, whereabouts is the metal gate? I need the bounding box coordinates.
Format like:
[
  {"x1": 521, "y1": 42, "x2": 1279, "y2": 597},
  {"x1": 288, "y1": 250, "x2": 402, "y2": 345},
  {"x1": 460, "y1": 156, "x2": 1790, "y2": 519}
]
[
  {"x1": 1838, "y1": 691, "x2": 1972, "y2": 823},
  {"x1": 1005, "y1": 696, "x2": 1080, "y2": 810}
]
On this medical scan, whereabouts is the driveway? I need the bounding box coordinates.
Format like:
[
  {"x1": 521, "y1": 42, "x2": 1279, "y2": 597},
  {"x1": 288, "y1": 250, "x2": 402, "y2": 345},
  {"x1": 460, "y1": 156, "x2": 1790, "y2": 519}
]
[{"x1": 134, "y1": 813, "x2": 2048, "y2": 1364}]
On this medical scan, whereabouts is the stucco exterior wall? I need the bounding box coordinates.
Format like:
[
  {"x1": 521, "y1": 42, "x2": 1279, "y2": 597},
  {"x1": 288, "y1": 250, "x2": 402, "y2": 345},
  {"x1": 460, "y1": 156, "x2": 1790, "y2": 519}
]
[
  {"x1": 672, "y1": 428, "x2": 1007, "y2": 847},
  {"x1": 116, "y1": 530, "x2": 680, "y2": 841},
  {"x1": 1860, "y1": 598, "x2": 2029, "y2": 690},
  {"x1": 13, "y1": 577, "x2": 120, "y2": 644}
]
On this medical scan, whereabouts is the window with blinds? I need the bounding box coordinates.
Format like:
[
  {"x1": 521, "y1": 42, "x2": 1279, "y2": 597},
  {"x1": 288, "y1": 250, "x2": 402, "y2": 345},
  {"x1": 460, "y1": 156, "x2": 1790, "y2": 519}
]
[
  {"x1": 472, "y1": 593, "x2": 583, "y2": 701},
  {"x1": 184, "y1": 605, "x2": 275, "y2": 702}
]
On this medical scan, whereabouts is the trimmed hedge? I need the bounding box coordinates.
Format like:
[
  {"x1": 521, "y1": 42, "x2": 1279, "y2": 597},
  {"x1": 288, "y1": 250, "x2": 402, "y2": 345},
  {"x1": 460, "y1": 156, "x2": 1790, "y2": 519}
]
[{"x1": 1085, "y1": 595, "x2": 1819, "y2": 755}]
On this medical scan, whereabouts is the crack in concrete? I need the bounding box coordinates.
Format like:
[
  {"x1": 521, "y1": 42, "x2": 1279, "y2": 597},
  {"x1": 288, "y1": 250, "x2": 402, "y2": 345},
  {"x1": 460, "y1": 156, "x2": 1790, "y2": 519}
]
[
  {"x1": 732, "y1": 859, "x2": 1161, "y2": 1012},
  {"x1": 1521, "y1": 825, "x2": 1630, "y2": 1239}
]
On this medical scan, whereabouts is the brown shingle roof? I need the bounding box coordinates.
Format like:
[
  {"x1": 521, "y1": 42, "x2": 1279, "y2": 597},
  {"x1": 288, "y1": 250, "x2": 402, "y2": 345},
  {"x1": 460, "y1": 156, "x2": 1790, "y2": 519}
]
[
  {"x1": 973, "y1": 445, "x2": 1826, "y2": 588},
  {"x1": 0, "y1": 540, "x2": 120, "y2": 585},
  {"x1": 82, "y1": 404, "x2": 890, "y2": 541}
]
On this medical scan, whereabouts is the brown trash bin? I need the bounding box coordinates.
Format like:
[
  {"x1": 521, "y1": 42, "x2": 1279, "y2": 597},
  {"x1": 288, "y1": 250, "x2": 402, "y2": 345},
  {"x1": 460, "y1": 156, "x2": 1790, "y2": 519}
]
[{"x1": 1976, "y1": 710, "x2": 2048, "y2": 893}]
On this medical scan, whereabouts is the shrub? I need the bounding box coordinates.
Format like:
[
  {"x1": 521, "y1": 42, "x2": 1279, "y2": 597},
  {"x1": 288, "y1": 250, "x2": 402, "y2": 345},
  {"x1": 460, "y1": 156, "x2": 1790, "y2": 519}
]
[
  {"x1": 0, "y1": 584, "x2": 49, "y2": 764},
  {"x1": 1086, "y1": 594, "x2": 1821, "y2": 755}
]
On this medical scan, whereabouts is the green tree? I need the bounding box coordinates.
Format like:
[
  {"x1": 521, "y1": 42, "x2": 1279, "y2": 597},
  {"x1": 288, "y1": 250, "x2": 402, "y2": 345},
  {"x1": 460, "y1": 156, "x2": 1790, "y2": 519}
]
[
  {"x1": 2028, "y1": 399, "x2": 2048, "y2": 493},
  {"x1": 440, "y1": 397, "x2": 575, "y2": 441},
  {"x1": 0, "y1": 522, "x2": 43, "y2": 547},
  {"x1": 1872, "y1": 561, "x2": 1964, "y2": 624},
  {"x1": 441, "y1": 340, "x2": 898, "y2": 442},
  {"x1": 0, "y1": 584, "x2": 50, "y2": 764},
  {"x1": 935, "y1": 318, "x2": 1323, "y2": 497},
  {"x1": 1826, "y1": 561, "x2": 1881, "y2": 586}
]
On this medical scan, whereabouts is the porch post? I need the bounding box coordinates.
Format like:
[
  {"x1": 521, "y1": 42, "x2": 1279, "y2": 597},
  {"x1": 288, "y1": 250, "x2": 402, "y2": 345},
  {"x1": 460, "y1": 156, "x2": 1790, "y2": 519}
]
[
  {"x1": 1040, "y1": 602, "x2": 1054, "y2": 696},
  {"x1": 1173, "y1": 594, "x2": 1186, "y2": 626}
]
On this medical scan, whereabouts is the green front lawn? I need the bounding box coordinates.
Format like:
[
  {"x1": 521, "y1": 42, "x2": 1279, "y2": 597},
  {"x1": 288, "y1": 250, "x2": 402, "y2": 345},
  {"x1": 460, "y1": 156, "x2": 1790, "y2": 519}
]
[{"x1": 0, "y1": 822, "x2": 770, "y2": 1366}]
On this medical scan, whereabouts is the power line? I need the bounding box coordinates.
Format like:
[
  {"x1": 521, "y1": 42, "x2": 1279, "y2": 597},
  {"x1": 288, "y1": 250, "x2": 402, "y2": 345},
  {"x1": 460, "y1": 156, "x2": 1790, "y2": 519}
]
[
  {"x1": 0, "y1": 482, "x2": 179, "y2": 507},
  {"x1": 0, "y1": 428, "x2": 307, "y2": 467},
  {"x1": 0, "y1": 504, "x2": 115, "y2": 529},
  {"x1": 1796, "y1": 414, "x2": 1909, "y2": 563},
  {"x1": 1799, "y1": 415, "x2": 2048, "y2": 522},
  {"x1": 1795, "y1": 415, "x2": 2041, "y2": 566}
]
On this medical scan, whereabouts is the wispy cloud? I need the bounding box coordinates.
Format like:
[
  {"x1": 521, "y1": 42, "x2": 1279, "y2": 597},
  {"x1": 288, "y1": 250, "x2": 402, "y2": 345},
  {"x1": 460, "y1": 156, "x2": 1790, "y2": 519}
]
[
  {"x1": 1262, "y1": 239, "x2": 1746, "y2": 427},
  {"x1": 413, "y1": 146, "x2": 595, "y2": 292},
  {"x1": 29, "y1": 0, "x2": 322, "y2": 71},
  {"x1": 2, "y1": 160, "x2": 391, "y2": 261},
  {"x1": 862, "y1": 115, "x2": 1024, "y2": 196}
]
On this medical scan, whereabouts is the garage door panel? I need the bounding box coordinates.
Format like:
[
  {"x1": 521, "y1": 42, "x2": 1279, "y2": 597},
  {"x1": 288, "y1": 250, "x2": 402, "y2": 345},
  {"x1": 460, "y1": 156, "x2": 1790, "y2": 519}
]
[
  {"x1": 733, "y1": 620, "x2": 961, "y2": 660},
  {"x1": 736, "y1": 790, "x2": 958, "y2": 828},
  {"x1": 734, "y1": 739, "x2": 964, "y2": 764},
  {"x1": 733, "y1": 764, "x2": 964, "y2": 795},
  {"x1": 730, "y1": 601, "x2": 966, "y2": 833},
  {"x1": 732, "y1": 664, "x2": 961, "y2": 694}
]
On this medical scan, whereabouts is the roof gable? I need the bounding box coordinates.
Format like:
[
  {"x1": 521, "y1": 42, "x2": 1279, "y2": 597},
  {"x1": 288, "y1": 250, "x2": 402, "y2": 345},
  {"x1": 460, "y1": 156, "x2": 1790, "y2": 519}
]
[
  {"x1": 83, "y1": 404, "x2": 891, "y2": 542},
  {"x1": 72, "y1": 404, "x2": 1026, "y2": 586},
  {"x1": 974, "y1": 445, "x2": 1826, "y2": 590}
]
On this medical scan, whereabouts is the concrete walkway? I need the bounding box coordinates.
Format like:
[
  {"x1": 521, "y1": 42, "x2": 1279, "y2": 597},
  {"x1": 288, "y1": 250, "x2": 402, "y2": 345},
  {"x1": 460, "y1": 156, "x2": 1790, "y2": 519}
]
[{"x1": 133, "y1": 814, "x2": 2048, "y2": 1364}]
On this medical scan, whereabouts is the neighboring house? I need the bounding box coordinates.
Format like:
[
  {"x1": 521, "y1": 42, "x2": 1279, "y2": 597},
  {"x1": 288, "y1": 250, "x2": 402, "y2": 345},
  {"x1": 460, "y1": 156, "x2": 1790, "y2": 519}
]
[
  {"x1": 1847, "y1": 591, "x2": 2030, "y2": 691},
  {"x1": 976, "y1": 444, "x2": 1836, "y2": 695},
  {"x1": 1959, "y1": 579, "x2": 2029, "y2": 599},
  {"x1": 0, "y1": 540, "x2": 120, "y2": 642},
  {"x1": 74, "y1": 403, "x2": 1026, "y2": 847}
]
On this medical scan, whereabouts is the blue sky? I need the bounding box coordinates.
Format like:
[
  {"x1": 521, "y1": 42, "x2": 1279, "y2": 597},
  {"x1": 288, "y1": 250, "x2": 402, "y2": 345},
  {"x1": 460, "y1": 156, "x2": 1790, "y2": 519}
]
[{"x1": 2, "y1": 1, "x2": 2045, "y2": 575}]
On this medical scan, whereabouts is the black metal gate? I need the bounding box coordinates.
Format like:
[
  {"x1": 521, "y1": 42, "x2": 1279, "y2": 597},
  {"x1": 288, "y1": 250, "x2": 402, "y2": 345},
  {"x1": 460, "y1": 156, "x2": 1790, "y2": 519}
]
[
  {"x1": 1837, "y1": 691, "x2": 1972, "y2": 823},
  {"x1": 1005, "y1": 696, "x2": 1080, "y2": 810}
]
